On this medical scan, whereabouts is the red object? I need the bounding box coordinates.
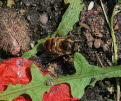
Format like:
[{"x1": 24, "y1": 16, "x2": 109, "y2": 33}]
[
  {"x1": 43, "y1": 84, "x2": 79, "y2": 101},
  {"x1": 0, "y1": 58, "x2": 36, "y2": 101},
  {"x1": 0, "y1": 58, "x2": 33, "y2": 92},
  {"x1": 13, "y1": 95, "x2": 32, "y2": 101},
  {"x1": 0, "y1": 58, "x2": 79, "y2": 101}
]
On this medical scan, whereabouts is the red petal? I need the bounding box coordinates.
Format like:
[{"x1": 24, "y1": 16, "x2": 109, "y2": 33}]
[
  {"x1": 0, "y1": 58, "x2": 44, "y2": 101},
  {"x1": 0, "y1": 58, "x2": 33, "y2": 86},
  {"x1": 13, "y1": 95, "x2": 32, "y2": 101},
  {"x1": 13, "y1": 96, "x2": 26, "y2": 101},
  {"x1": 43, "y1": 84, "x2": 79, "y2": 101}
]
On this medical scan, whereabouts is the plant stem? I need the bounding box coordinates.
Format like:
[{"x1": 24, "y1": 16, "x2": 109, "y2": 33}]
[
  {"x1": 100, "y1": 0, "x2": 120, "y2": 101},
  {"x1": 100, "y1": 1, "x2": 118, "y2": 63},
  {"x1": 116, "y1": 78, "x2": 120, "y2": 101},
  {"x1": 7, "y1": 0, "x2": 15, "y2": 7},
  {"x1": 110, "y1": 5, "x2": 118, "y2": 64},
  {"x1": 110, "y1": 5, "x2": 119, "y2": 101},
  {"x1": 100, "y1": 0, "x2": 110, "y2": 27}
]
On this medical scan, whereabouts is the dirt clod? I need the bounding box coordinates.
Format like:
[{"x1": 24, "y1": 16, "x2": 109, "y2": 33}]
[
  {"x1": 80, "y1": 6, "x2": 111, "y2": 52},
  {"x1": 39, "y1": 13, "x2": 48, "y2": 25},
  {"x1": 94, "y1": 39, "x2": 102, "y2": 49},
  {"x1": 0, "y1": 8, "x2": 32, "y2": 56}
]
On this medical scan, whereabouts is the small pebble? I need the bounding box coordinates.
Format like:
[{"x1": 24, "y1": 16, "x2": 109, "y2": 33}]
[
  {"x1": 94, "y1": 39, "x2": 101, "y2": 48},
  {"x1": 30, "y1": 43, "x2": 34, "y2": 48},
  {"x1": 39, "y1": 13, "x2": 48, "y2": 25},
  {"x1": 88, "y1": 1, "x2": 94, "y2": 10}
]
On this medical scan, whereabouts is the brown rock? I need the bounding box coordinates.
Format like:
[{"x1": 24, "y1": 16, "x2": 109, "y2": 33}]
[
  {"x1": 94, "y1": 39, "x2": 102, "y2": 49},
  {"x1": 0, "y1": 8, "x2": 32, "y2": 55}
]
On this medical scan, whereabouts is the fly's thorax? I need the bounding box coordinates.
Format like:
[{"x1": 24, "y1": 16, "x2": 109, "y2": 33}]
[{"x1": 59, "y1": 39, "x2": 74, "y2": 54}]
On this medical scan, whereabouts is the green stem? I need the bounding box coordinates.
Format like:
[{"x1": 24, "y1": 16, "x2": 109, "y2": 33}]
[
  {"x1": 116, "y1": 78, "x2": 120, "y2": 101},
  {"x1": 100, "y1": 0, "x2": 110, "y2": 27},
  {"x1": 7, "y1": 0, "x2": 15, "y2": 7},
  {"x1": 100, "y1": 1, "x2": 119, "y2": 101},
  {"x1": 111, "y1": 5, "x2": 120, "y2": 101},
  {"x1": 110, "y1": 5, "x2": 118, "y2": 64},
  {"x1": 100, "y1": 0, "x2": 118, "y2": 64}
]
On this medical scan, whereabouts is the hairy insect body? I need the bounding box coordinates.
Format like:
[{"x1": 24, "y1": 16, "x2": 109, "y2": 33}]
[{"x1": 43, "y1": 37, "x2": 74, "y2": 55}]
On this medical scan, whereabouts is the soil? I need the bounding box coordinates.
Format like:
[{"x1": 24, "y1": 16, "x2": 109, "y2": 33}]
[{"x1": 0, "y1": 0, "x2": 121, "y2": 101}]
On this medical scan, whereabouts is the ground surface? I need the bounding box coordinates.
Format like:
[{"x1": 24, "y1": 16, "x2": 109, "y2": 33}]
[{"x1": 0, "y1": 0, "x2": 121, "y2": 101}]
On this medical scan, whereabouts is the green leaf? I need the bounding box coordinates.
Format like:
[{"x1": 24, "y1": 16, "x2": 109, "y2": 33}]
[
  {"x1": 21, "y1": 36, "x2": 50, "y2": 58},
  {"x1": 2, "y1": 53, "x2": 121, "y2": 100},
  {"x1": 118, "y1": 0, "x2": 121, "y2": 3},
  {"x1": 107, "y1": 99, "x2": 113, "y2": 101},
  {"x1": 54, "y1": 0, "x2": 85, "y2": 36},
  {"x1": 21, "y1": 40, "x2": 43, "y2": 58},
  {"x1": 51, "y1": 53, "x2": 121, "y2": 98},
  {"x1": 0, "y1": 64, "x2": 52, "y2": 101}
]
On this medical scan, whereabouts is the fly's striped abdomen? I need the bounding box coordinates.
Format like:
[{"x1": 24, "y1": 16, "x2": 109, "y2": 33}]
[
  {"x1": 43, "y1": 38, "x2": 58, "y2": 53},
  {"x1": 51, "y1": 38, "x2": 57, "y2": 53},
  {"x1": 43, "y1": 38, "x2": 52, "y2": 51}
]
